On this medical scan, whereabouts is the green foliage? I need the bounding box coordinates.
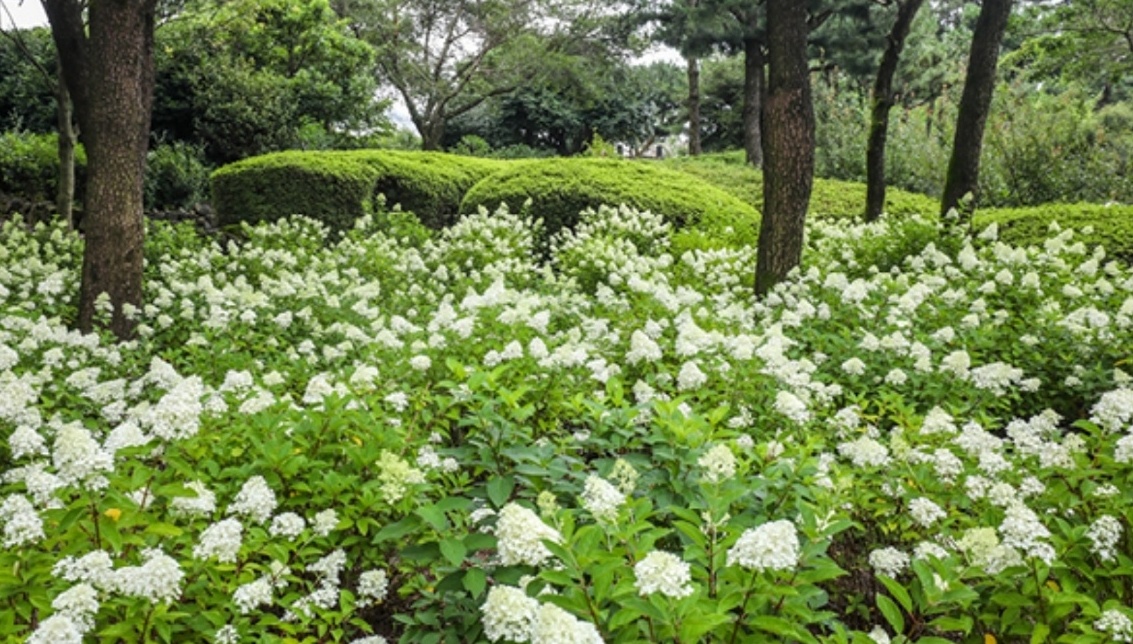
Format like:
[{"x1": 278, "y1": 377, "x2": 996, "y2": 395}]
[
  {"x1": 152, "y1": 0, "x2": 385, "y2": 165},
  {"x1": 459, "y1": 157, "x2": 760, "y2": 246},
  {"x1": 0, "y1": 28, "x2": 57, "y2": 134},
  {"x1": 144, "y1": 142, "x2": 211, "y2": 210},
  {"x1": 211, "y1": 150, "x2": 506, "y2": 231},
  {"x1": 974, "y1": 203, "x2": 1133, "y2": 262},
  {"x1": 452, "y1": 134, "x2": 493, "y2": 158},
  {"x1": 0, "y1": 131, "x2": 86, "y2": 203},
  {"x1": 341, "y1": 150, "x2": 507, "y2": 229},
  {"x1": 210, "y1": 151, "x2": 380, "y2": 231}
]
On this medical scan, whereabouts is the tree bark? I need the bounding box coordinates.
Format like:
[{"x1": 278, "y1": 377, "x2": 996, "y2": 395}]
[
  {"x1": 45, "y1": 0, "x2": 157, "y2": 338},
  {"x1": 742, "y1": 35, "x2": 765, "y2": 168},
  {"x1": 687, "y1": 54, "x2": 702, "y2": 156},
  {"x1": 940, "y1": 0, "x2": 1014, "y2": 219},
  {"x1": 55, "y1": 59, "x2": 76, "y2": 229},
  {"x1": 865, "y1": 0, "x2": 925, "y2": 221},
  {"x1": 755, "y1": 0, "x2": 813, "y2": 297},
  {"x1": 419, "y1": 116, "x2": 445, "y2": 151}
]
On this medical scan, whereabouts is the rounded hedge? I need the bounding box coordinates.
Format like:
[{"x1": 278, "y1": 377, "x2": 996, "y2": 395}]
[
  {"x1": 974, "y1": 203, "x2": 1133, "y2": 261},
  {"x1": 459, "y1": 158, "x2": 761, "y2": 244},
  {"x1": 211, "y1": 150, "x2": 506, "y2": 232}
]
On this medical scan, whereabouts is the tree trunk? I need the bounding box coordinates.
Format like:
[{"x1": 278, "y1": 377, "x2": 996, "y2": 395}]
[
  {"x1": 55, "y1": 60, "x2": 76, "y2": 229},
  {"x1": 940, "y1": 0, "x2": 1013, "y2": 219},
  {"x1": 755, "y1": 0, "x2": 813, "y2": 297},
  {"x1": 45, "y1": 0, "x2": 157, "y2": 338},
  {"x1": 687, "y1": 55, "x2": 702, "y2": 156},
  {"x1": 865, "y1": 0, "x2": 925, "y2": 221},
  {"x1": 742, "y1": 36, "x2": 765, "y2": 168},
  {"x1": 420, "y1": 116, "x2": 445, "y2": 151}
]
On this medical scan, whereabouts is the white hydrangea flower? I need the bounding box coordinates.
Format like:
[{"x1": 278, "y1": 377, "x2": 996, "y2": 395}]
[
  {"x1": 312, "y1": 509, "x2": 338, "y2": 537},
  {"x1": 193, "y1": 518, "x2": 243, "y2": 563},
  {"x1": 908, "y1": 498, "x2": 946, "y2": 528},
  {"x1": 27, "y1": 613, "x2": 84, "y2": 644},
  {"x1": 580, "y1": 475, "x2": 625, "y2": 523},
  {"x1": 1087, "y1": 515, "x2": 1123, "y2": 563},
  {"x1": 233, "y1": 577, "x2": 273, "y2": 615},
  {"x1": 171, "y1": 481, "x2": 217, "y2": 518},
  {"x1": 837, "y1": 436, "x2": 890, "y2": 468},
  {"x1": 677, "y1": 360, "x2": 707, "y2": 391},
  {"x1": 53, "y1": 424, "x2": 114, "y2": 490},
  {"x1": 0, "y1": 494, "x2": 44, "y2": 547},
  {"x1": 1096, "y1": 609, "x2": 1133, "y2": 642},
  {"x1": 50, "y1": 583, "x2": 100, "y2": 632},
  {"x1": 495, "y1": 503, "x2": 562, "y2": 567},
  {"x1": 868, "y1": 547, "x2": 910, "y2": 578},
  {"x1": 269, "y1": 512, "x2": 306, "y2": 539},
  {"x1": 9, "y1": 425, "x2": 47, "y2": 460},
  {"x1": 111, "y1": 547, "x2": 184, "y2": 604},
  {"x1": 1092, "y1": 388, "x2": 1133, "y2": 432},
  {"x1": 215, "y1": 624, "x2": 240, "y2": 644},
  {"x1": 774, "y1": 391, "x2": 811, "y2": 425},
  {"x1": 726, "y1": 520, "x2": 800, "y2": 572},
  {"x1": 698, "y1": 443, "x2": 737, "y2": 484},
  {"x1": 481, "y1": 585, "x2": 538, "y2": 642},
  {"x1": 531, "y1": 602, "x2": 603, "y2": 643},
  {"x1": 634, "y1": 550, "x2": 693, "y2": 599},
  {"x1": 356, "y1": 569, "x2": 390, "y2": 608},
  {"x1": 376, "y1": 450, "x2": 426, "y2": 503},
  {"x1": 227, "y1": 476, "x2": 277, "y2": 524}
]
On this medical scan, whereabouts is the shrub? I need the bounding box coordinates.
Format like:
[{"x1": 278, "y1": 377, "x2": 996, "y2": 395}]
[
  {"x1": 211, "y1": 150, "x2": 506, "y2": 232},
  {"x1": 211, "y1": 151, "x2": 381, "y2": 231},
  {"x1": 0, "y1": 130, "x2": 86, "y2": 203},
  {"x1": 341, "y1": 150, "x2": 506, "y2": 229},
  {"x1": 145, "y1": 141, "x2": 211, "y2": 210},
  {"x1": 459, "y1": 157, "x2": 760, "y2": 247},
  {"x1": 974, "y1": 203, "x2": 1133, "y2": 261}
]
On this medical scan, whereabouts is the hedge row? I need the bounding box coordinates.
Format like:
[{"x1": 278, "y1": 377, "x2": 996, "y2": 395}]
[
  {"x1": 0, "y1": 131, "x2": 86, "y2": 203},
  {"x1": 211, "y1": 148, "x2": 1130, "y2": 262}
]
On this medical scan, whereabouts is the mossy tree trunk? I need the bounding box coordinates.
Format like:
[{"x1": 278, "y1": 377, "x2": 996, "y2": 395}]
[
  {"x1": 940, "y1": 0, "x2": 1013, "y2": 220},
  {"x1": 865, "y1": 0, "x2": 925, "y2": 222},
  {"x1": 44, "y1": 0, "x2": 158, "y2": 338},
  {"x1": 55, "y1": 58, "x2": 77, "y2": 229},
  {"x1": 755, "y1": 0, "x2": 814, "y2": 297}
]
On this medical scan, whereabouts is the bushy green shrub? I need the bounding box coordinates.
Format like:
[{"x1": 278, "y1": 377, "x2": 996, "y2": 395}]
[
  {"x1": 974, "y1": 203, "x2": 1133, "y2": 261},
  {"x1": 663, "y1": 154, "x2": 938, "y2": 220},
  {"x1": 342, "y1": 150, "x2": 506, "y2": 229},
  {"x1": 144, "y1": 141, "x2": 211, "y2": 210},
  {"x1": 211, "y1": 150, "x2": 505, "y2": 232},
  {"x1": 460, "y1": 157, "x2": 760, "y2": 247},
  {"x1": 0, "y1": 130, "x2": 86, "y2": 202},
  {"x1": 211, "y1": 151, "x2": 381, "y2": 231}
]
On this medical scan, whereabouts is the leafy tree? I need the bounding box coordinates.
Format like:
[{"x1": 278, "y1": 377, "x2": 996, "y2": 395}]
[
  {"x1": 756, "y1": 0, "x2": 814, "y2": 296},
  {"x1": 346, "y1": 0, "x2": 620, "y2": 151},
  {"x1": 152, "y1": 0, "x2": 383, "y2": 164},
  {"x1": 43, "y1": 0, "x2": 158, "y2": 337},
  {"x1": 941, "y1": 0, "x2": 1014, "y2": 217}
]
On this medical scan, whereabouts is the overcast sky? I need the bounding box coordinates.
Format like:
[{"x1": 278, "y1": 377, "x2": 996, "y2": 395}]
[{"x1": 0, "y1": 0, "x2": 47, "y2": 29}]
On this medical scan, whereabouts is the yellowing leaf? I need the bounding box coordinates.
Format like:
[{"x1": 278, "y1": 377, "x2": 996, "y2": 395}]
[
  {"x1": 985, "y1": 634, "x2": 997, "y2": 644},
  {"x1": 104, "y1": 508, "x2": 122, "y2": 522},
  {"x1": 1046, "y1": 580, "x2": 1060, "y2": 592}
]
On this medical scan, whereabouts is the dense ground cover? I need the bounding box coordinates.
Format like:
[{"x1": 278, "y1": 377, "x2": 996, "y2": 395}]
[{"x1": 1, "y1": 204, "x2": 1132, "y2": 643}]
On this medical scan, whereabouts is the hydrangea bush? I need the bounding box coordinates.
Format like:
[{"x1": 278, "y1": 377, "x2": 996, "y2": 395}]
[{"x1": 0, "y1": 202, "x2": 1132, "y2": 643}]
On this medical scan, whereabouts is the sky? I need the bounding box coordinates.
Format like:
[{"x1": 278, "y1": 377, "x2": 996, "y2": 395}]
[{"x1": 0, "y1": 0, "x2": 47, "y2": 30}]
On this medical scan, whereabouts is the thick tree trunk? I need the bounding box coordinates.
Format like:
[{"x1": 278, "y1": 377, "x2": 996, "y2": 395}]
[
  {"x1": 55, "y1": 61, "x2": 76, "y2": 229},
  {"x1": 865, "y1": 0, "x2": 925, "y2": 221},
  {"x1": 420, "y1": 117, "x2": 445, "y2": 151},
  {"x1": 755, "y1": 0, "x2": 813, "y2": 297},
  {"x1": 742, "y1": 36, "x2": 765, "y2": 168},
  {"x1": 45, "y1": 0, "x2": 157, "y2": 338},
  {"x1": 687, "y1": 55, "x2": 702, "y2": 156},
  {"x1": 940, "y1": 0, "x2": 1013, "y2": 219}
]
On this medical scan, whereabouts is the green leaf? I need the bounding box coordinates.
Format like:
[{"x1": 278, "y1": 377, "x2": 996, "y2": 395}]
[
  {"x1": 486, "y1": 476, "x2": 516, "y2": 508},
  {"x1": 1031, "y1": 623, "x2": 1051, "y2": 644},
  {"x1": 145, "y1": 522, "x2": 184, "y2": 538},
  {"x1": 878, "y1": 575, "x2": 912, "y2": 613},
  {"x1": 678, "y1": 613, "x2": 731, "y2": 641},
  {"x1": 439, "y1": 538, "x2": 467, "y2": 566},
  {"x1": 373, "y1": 516, "x2": 423, "y2": 543},
  {"x1": 463, "y1": 568, "x2": 487, "y2": 598},
  {"x1": 877, "y1": 593, "x2": 905, "y2": 634},
  {"x1": 416, "y1": 504, "x2": 449, "y2": 532}
]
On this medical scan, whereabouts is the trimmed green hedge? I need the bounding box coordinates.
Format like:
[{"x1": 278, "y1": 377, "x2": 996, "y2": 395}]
[
  {"x1": 212, "y1": 151, "x2": 380, "y2": 231},
  {"x1": 459, "y1": 157, "x2": 761, "y2": 246},
  {"x1": 662, "y1": 154, "x2": 938, "y2": 219},
  {"x1": 974, "y1": 203, "x2": 1133, "y2": 261},
  {"x1": 211, "y1": 150, "x2": 506, "y2": 231},
  {"x1": 341, "y1": 150, "x2": 505, "y2": 228}
]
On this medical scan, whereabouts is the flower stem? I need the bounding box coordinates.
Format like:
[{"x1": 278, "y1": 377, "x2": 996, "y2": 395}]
[{"x1": 728, "y1": 569, "x2": 760, "y2": 644}]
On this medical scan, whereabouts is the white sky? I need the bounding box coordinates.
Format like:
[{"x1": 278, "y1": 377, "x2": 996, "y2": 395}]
[{"x1": 0, "y1": 0, "x2": 47, "y2": 30}]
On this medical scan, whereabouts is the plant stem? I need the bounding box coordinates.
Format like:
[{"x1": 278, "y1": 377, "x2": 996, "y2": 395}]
[{"x1": 728, "y1": 569, "x2": 760, "y2": 644}]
